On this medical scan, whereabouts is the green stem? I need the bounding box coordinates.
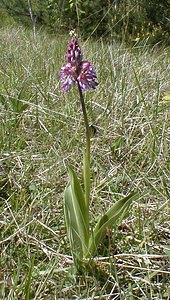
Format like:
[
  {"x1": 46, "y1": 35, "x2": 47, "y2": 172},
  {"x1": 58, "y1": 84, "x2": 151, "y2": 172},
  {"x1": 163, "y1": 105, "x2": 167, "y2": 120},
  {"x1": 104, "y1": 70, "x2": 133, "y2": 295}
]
[{"x1": 77, "y1": 81, "x2": 90, "y2": 211}]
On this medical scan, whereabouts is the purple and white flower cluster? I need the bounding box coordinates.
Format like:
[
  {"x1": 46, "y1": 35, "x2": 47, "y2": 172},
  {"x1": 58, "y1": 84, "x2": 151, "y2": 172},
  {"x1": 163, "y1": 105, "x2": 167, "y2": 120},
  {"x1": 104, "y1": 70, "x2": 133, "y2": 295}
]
[{"x1": 59, "y1": 38, "x2": 98, "y2": 92}]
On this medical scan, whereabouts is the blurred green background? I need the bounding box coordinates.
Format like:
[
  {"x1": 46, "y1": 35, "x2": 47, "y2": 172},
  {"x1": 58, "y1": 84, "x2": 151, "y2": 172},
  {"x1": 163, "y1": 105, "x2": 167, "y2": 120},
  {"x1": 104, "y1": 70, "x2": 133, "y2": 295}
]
[{"x1": 0, "y1": 0, "x2": 170, "y2": 45}]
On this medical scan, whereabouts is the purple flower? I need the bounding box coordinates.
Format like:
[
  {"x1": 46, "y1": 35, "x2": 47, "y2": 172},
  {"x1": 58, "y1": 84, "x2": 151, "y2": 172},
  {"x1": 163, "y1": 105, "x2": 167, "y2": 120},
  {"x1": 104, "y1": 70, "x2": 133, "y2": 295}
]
[{"x1": 59, "y1": 38, "x2": 98, "y2": 92}]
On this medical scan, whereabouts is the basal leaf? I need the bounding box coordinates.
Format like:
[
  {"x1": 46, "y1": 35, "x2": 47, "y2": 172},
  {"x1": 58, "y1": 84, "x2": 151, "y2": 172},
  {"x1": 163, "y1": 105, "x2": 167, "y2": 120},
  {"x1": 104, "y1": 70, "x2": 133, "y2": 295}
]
[
  {"x1": 88, "y1": 192, "x2": 137, "y2": 257},
  {"x1": 64, "y1": 167, "x2": 89, "y2": 260}
]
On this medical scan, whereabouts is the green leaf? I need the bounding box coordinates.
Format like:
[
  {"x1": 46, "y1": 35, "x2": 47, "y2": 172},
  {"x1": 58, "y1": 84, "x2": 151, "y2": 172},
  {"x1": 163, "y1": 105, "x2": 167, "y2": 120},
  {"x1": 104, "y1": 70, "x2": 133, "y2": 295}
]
[
  {"x1": 69, "y1": 0, "x2": 74, "y2": 9},
  {"x1": 88, "y1": 192, "x2": 137, "y2": 257},
  {"x1": 64, "y1": 167, "x2": 89, "y2": 261}
]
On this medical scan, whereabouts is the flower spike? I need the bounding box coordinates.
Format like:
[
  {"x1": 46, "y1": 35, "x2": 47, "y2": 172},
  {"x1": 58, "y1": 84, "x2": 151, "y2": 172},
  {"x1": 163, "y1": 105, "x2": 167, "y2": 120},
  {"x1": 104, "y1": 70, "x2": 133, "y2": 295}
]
[{"x1": 59, "y1": 37, "x2": 98, "y2": 92}]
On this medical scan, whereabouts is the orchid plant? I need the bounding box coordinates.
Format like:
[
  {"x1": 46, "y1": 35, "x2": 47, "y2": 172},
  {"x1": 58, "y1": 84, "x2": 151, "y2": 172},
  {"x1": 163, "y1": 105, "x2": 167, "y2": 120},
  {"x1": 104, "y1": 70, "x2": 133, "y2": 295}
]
[{"x1": 59, "y1": 34, "x2": 136, "y2": 268}]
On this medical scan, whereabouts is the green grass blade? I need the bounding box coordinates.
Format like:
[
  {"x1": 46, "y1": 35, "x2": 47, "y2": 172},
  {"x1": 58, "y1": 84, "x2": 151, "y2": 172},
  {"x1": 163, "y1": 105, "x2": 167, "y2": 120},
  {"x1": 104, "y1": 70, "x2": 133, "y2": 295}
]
[{"x1": 25, "y1": 257, "x2": 34, "y2": 300}]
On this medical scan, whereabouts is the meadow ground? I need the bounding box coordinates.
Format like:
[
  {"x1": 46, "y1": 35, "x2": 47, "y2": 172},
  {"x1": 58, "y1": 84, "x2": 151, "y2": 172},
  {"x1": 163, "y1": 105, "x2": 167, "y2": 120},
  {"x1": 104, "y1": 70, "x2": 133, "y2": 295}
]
[{"x1": 0, "y1": 26, "x2": 170, "y2": 299}]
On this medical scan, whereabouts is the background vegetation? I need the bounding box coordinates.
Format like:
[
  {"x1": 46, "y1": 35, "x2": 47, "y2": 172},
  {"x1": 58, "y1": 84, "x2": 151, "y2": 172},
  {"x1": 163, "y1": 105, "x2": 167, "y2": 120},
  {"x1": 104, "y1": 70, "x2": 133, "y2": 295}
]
[
  {"x1": 0, "y1": 0, "x2": 170, "y2": 45},
  {"x1": 0, "y1": 0, "x2": 170, "y2": 299}
]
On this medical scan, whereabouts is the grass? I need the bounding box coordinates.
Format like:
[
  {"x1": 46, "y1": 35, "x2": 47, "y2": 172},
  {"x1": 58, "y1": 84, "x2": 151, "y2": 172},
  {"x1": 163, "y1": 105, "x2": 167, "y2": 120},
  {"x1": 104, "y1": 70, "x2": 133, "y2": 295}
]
[{"x1": 0, "y1": 26, "x2": 170, "y2": 299}]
